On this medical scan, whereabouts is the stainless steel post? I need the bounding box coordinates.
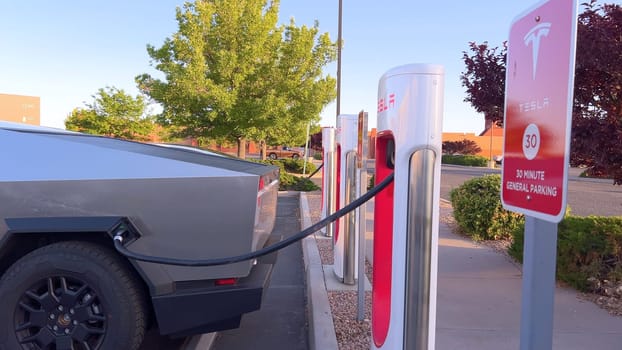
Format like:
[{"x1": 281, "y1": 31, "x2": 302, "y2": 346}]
[
  {"x1": 324, "y1": 150, "x2": 336, "y2": 238},
  {"x1": 404, "y1": 149, "x2": 436, "y2": 350},
  {"x1": 322, "y1": 127, "x2": 336, "y2": 237},
  {"x1": 357, "y1": 111, "x2": 368, "y2": 321},
  {"x1": 343, "y1": 151, "x2": 357, "y2": 285}
]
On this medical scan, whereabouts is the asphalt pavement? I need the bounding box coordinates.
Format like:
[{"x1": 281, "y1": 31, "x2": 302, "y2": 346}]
[
  {"x1": 440, "y1": 164, "x2": 622, "y2": 216},
  {"x1": 211, "y1": 192, "x2": 308, "y2": 350}
]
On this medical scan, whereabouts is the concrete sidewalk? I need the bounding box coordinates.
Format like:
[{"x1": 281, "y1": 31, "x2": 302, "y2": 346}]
[{"x1": 300, "y1": 192, "x2": 622, "y2": 350}]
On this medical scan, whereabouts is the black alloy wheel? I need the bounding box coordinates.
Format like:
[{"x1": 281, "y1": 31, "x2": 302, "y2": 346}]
[
  {"x1": 14, "y1": 275, "x2": 106, "y2": 349},
  {"x1": 0, "y1": 241, "x2": 147, "y2": 350}
]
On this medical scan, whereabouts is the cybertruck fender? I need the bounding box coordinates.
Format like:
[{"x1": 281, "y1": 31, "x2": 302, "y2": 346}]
[{"x1": 0, "y1": 122, "x2": 280, "y2": 336}]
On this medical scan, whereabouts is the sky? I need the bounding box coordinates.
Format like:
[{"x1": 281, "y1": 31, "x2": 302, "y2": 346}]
[{"x1": 0, "y1": 1, "x2": 616, "y2": 133}]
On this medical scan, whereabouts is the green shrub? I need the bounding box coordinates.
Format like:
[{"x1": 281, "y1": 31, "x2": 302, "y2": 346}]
[
  {"x1": 277, "y1": 171, "x2": 296, "y2": 189},
  {"x1": 255, "y1": 158, "x2": 316, "y2": 174},
  {"x1": 277, "y1": 173, "x2": 319, "y2": 191},
  {"x1": 442, "y1": 154, "x2": 488, "y2": 167},
  {"x1": 274, "y1": 159, "x2": 316, "y2": 174},
  {"x1": 253, "y1": 159, "x2": 319, "y2": 191},
  {"x1": 368, "y1": 174, "x2": 375, "y2": 190},
  {"x1": 450, "y1": 174, "x2": 523, "y2": 240},
  {"x1": 579, "y1": 167, "x2": 612, "y2": 179},
  {"x1": 488, "y1": 206, "x2": 525, "y2": 240},
  {"x1": 313, "y1": 152, "x2": 323, "y2": 160},
  {"x1": 509, "y1": 215, "x2": 622, "y2": 292},
  {"x1": 255, "y1": 159, "x2": 286, "y2": 172},
  {"x1": 290, "y1": 177, "x2": 321, "y2": 191}
]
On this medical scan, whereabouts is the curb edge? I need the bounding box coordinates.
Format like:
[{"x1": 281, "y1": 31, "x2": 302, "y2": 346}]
[{"x1": 300, "y1": 192, "x2": 339, "y2": 350}]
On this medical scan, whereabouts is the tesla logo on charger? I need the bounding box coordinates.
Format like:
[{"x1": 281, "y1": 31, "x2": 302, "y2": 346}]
[
  {"x1": 377, "y1": 93, "x2": 396, "y2": 113},
  {"x1": 524, "y1": 22, "x2": 552, "y2": 80}
]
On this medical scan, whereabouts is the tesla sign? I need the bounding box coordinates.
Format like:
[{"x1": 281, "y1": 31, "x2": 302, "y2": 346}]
[{"x1": 501, "y1": 0, "x2": 578, "y2": 223}]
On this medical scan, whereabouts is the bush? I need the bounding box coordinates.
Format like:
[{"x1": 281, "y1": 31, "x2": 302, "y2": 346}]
[
  {"x1": 277, "y1": 172, "x2": 319, "y2": 191},
  {"x1": 488, "y1": 205, "x2": 525, "y2": 240},
  {"x1": 256, "y1": 158, "x2": 316, "y2": 174},
  {"x1": 442, "y1": 155, "x2": 488, "y2": 167},
  {"x1": 443, "y1": 139, "x2": 482, "y2": 155},
  {"x1": 579, "y1": 166, "x2": 612, "y2": 179},
  {"x1": 450, "y1": 174, "x2": 524, "y2": 240},
  {"x1": 289, "y1": 177, "x2": 321, "y2": 191},
  {"x1": 508, "y1": 215, "x2": 622, "y2": 292},
  {"x1": 277, "y1": 159, "x2": 317, "y2": 174},
  {"x1": 253, "y1": 159, "x2": 319, "y2": 191},
  {"x1": 313, "y1": 152, "x2": 323, "y2": 160},
  {"x1": 368, "y1": 174, "x2": 375, "y2": 190}
]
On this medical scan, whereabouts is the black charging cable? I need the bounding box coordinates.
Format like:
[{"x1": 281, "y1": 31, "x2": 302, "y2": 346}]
[
  {"x1": 113, "y1": 172, "x2": 393, "y2": 266},
  {"x1": 306, "y1": 162, "x2": 324, "y2": 179}
]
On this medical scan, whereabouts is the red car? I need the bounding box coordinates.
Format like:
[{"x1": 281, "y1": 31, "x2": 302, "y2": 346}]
[{"x1": 267, "y1": 146, "x2": 301, "y2": 160}]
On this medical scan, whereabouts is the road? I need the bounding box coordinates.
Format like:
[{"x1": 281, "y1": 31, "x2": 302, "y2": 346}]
[
  {"x1": 139, "y1": 193, "x2": 308, "y2": 350},
  {"x1": 212, "y1": 192, "x2": 308, "y2": 350},
  {"x1": 440, "y1": 165, "x2": 622, "y2": 217}
]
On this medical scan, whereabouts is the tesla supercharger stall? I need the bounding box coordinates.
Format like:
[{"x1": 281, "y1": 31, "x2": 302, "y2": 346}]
[
  {"x1": 334, "y1": 114, "x2": 359, "y2": 284},
  {"x1": 372, "y1": 64, "x2": 444, "y2": 350},
  {"x1": 321, "y1": 127, "x2": 336, "y2": 237}
]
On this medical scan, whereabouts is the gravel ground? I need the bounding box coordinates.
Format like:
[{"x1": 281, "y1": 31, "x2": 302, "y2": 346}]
[
  {"x1": 305, "y1": 192, "x2": 622, "y2": 350},
  {"x1": 306, "y1": 192, "x2": 372, "y2": 349},
  {"x1": 316, "y1": 238, "x2": 333, "y2": 265},
  {"x1": 327, "y1": 291, "x2": 372, "y2": 350}
]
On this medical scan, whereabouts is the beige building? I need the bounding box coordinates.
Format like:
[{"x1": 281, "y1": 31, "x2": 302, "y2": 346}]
[
  {"x1": 368, "y1": 122, "x2": 504, "y2": 161},
  {"x1": 443, "y1": 121, "x2": 504, "y2": 160},
  {"x1": 0, "y1": 93, "x2": 40, "y2": 125}
]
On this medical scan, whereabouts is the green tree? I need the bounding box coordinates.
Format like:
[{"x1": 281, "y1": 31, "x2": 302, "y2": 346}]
[
  {"x1": 65, "y1": 87, "x2": 155, "y2": 141},
  {"x1": 460, "y1": 41, "x2": 507, "y2": 126},
  {"x1": 136, "y1": 0, "x2": 336, "y2": 158},
  {"x1": 571, "y1": 1, "x2": 622, "y2": 184},
  {"x1": 442, "y1": 139, "x2": 482, "y2": 155},
  {"x1": 460, "y1": 2, "x2": 622, "y2": 184}
]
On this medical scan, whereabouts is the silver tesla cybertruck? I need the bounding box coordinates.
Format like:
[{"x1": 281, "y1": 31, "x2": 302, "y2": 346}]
[{"x1": 0, "y1": 122, "x2": 280, "y2": 349}]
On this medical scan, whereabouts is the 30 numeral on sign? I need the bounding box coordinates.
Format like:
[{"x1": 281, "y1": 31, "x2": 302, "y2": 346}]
[{"x1": 522, "y1": 123, "x2": 540, "y2": 160}]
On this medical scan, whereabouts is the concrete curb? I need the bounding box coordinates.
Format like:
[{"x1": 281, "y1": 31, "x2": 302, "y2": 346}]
[{"x1": 299, "y1": 192, "x2": 339, "y2": 350}]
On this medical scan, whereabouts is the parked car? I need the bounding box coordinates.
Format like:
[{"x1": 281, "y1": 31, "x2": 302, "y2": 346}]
[
  {"x1": 267, "y1": 146, "x2": 301, "y2": 160},
  {"x1": 0, "y1": 122, "x2": 280, "y2": 349}
]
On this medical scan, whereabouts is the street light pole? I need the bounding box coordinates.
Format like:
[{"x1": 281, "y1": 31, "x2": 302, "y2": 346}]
[
  {"x1": 336, "y1": 0, "x2": 343, "y2": 118},
  {"x1": 489, "y1": 121, "x2": 494, "y2": 168}
]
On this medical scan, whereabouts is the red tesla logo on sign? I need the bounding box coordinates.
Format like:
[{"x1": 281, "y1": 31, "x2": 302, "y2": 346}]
[{"x1": 501, "y1": 0, "x2": 578, "y2": 223}]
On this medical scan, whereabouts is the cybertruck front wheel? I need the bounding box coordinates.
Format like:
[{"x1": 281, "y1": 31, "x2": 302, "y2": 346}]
[{"x1": 0, "y1": 241, "x2": 147, "y2": 350}]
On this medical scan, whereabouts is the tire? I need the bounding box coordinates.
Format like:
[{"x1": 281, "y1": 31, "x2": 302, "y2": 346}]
[
  {"x1": 268, "y1": 153, "x2": 277, "y2": 160},
  {"x1": 292, "y1": 154, "x2": 300, "y2": 160},
  {"x1": 0, "y1": 241, "x2": 147, "y2": 350}
]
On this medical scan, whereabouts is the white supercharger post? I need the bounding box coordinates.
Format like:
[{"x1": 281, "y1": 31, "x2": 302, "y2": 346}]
[
  {"x1": 371, "y1": 64, "x2": 444, "y2": 350},
  {"x1": 334, "y1": 114, "x2": 359, "y2": 285},
  {"x1": 321, "y1": 127, "x2": 336, "y2": 237}
]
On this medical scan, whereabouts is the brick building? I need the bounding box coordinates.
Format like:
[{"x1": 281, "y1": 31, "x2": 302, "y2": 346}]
[
  {"x1": 442, "y1": 121, "x2": 504, "y2": 160},
  {"x1": 0, "y1": 93, "x2": 40, "y2": 125}
]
